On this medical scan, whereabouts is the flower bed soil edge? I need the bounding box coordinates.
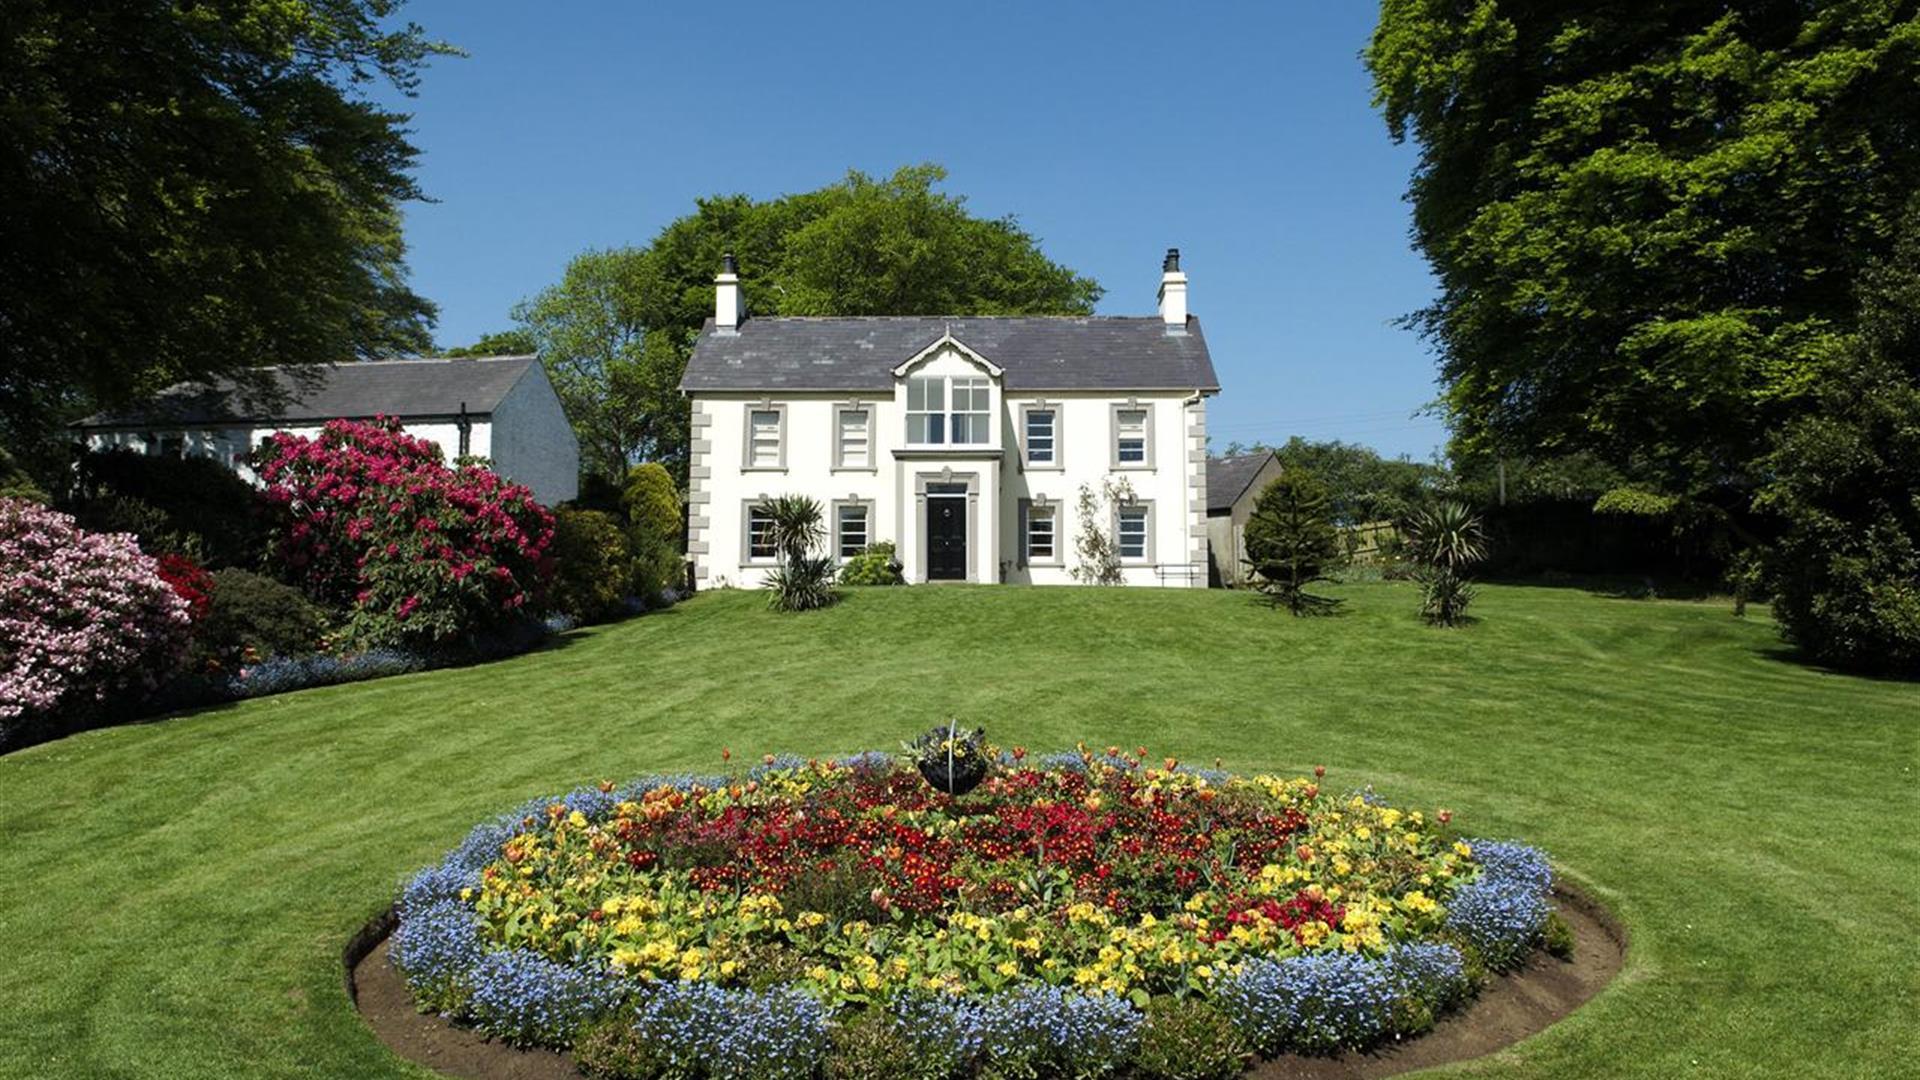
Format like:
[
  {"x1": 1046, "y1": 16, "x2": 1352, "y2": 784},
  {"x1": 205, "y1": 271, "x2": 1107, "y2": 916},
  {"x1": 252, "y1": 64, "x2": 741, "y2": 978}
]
[{"x1": 347, "y1": 884, "x2": 1626, "y2": 1080}]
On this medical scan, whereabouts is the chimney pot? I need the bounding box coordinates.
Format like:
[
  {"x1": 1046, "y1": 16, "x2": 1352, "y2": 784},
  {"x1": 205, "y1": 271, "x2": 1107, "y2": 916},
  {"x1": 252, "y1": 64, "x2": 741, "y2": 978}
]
[
  {"x1": 722, "y1": 251, "x2": 738, "y2": 274},
  {"x1": 1163, "y1": 248, "x2": 1181, "y2": 272}
]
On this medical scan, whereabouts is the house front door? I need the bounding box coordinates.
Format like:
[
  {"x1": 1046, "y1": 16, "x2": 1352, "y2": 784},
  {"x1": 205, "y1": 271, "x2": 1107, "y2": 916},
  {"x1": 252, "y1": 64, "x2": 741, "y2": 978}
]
[{"x1": 926, "y1": 492, "x2": 968, "y2": 581}]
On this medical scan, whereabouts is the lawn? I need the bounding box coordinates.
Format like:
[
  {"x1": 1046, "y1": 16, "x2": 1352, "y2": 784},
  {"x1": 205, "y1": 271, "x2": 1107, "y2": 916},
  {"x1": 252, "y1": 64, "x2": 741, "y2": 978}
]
[{"x1": 0, "y1": 582, "x2": 1914, "y2": 1079}]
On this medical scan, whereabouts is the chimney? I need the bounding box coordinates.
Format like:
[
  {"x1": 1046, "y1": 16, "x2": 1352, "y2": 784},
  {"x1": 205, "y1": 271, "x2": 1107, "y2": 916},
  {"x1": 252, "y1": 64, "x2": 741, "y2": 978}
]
[
  {"x1": 1157, "y1": 248, "x2": 1187, "y2": 327},
  {"x1": 715, "y1": 252, "x2": 742, "y2": 330}
]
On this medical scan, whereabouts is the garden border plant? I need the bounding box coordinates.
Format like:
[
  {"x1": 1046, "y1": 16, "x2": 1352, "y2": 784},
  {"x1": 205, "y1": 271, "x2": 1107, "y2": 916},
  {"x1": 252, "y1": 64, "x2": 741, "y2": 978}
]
[{"x1": 386, "y1": 746, "x2": 1570, "y2": 1079}]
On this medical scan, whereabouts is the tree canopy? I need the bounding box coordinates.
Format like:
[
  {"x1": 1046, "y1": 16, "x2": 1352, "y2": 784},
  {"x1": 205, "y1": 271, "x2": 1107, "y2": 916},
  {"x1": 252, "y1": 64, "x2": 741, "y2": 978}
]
[
  {"x1": 1367, "y1": 2, "x2": 1920, "y2": 498},
  {"x1": 1222, "y1": 437, "x2": 1443, "y2": 525},
  {"x1": 0, "y1": 0, "x2": 446, "y2": 471},
  {"x1": 1757, "y1": 195, "x2": 1920, "y2": 673},
  {"x1": 514, "y1": 164, "x2": 1102, "y2": 481}
]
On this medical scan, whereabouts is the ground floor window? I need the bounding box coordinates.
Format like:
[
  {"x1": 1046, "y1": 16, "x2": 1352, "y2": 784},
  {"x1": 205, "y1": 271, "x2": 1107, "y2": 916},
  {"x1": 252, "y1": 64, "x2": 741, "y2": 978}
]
[
  {"x1": 747, "y1": 504, "x2": 777, "y2": 561},
  {"x1": 837, "y1": 503, "x2": 870, "y2": 558},
  {"x1": 1117, "y1": 504, "x2": 1149, "y2": 561},
  {"x1": 1026, "y1": 505, "x2": 1056, "y2": 562}
]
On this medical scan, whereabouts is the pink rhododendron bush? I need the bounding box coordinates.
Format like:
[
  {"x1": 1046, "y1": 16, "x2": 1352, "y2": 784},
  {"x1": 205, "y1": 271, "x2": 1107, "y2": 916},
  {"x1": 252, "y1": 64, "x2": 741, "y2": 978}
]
[
  {"x1": 255, "y1": 417, "x2": 556, "y2": 649},
  {"x1": 0, "y1": 498, "x2": 191, "y2": 744}
]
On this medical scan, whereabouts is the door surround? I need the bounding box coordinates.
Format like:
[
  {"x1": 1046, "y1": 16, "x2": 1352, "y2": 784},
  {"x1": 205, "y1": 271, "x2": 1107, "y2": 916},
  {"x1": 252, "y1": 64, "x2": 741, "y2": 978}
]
[{"x1": 913, "y1": 471, "x2": 980, "y2": 583}]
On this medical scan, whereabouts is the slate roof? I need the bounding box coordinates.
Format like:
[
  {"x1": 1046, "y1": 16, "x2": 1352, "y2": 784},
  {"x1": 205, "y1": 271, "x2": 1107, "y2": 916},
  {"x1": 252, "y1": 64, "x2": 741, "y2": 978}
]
[
  {"x1": 72, "y1": 357, "x2": 539, "y2": 429},
  {"x1": 680, "y1": 316, "x2": 1219, "y2": 393},
  {"x1": 1206, "y1": 451, "x2": 1279, "y2": 514}
]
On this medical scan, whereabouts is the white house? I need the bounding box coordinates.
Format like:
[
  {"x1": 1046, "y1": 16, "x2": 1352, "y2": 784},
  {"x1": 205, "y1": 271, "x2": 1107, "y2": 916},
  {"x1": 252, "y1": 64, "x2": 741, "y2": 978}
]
[
  {"x1": 680, "y1": 250, "x2": 1221, "y2": 587},
  {"x1": 70, "y1": 356, "x2": 580, "y2": 505}
]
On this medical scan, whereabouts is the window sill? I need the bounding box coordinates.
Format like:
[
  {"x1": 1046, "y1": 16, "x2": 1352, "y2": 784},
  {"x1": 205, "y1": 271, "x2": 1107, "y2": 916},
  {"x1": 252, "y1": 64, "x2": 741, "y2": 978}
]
[
  {"x1": 741, "y1": 466, "x2": 787, "y2": 473},
  {"x1": 1110, "y1": 463, "x2": 1155, "y2": 471},
  {"x1": 1022, "y1": 462, "x2": 1063, "y2": 472},
  {"x1": 831, "y1": 466, "x2": 879, "y2": 474}
]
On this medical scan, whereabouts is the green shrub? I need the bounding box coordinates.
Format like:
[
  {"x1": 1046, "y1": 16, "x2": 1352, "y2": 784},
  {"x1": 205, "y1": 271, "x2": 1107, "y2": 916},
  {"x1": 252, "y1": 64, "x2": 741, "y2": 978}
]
[
  {"x1": 621, "y1": 462, "x2": 683, "y2": 598},
  {"x1": 1245, "y1": 473, "x2": 1344, "y2": 615},
  {"x1": 1132, "y1": 997, "x2": 1251, "y2": 1080},
  {"x1": 67, "y1": 494, "x2": 205, "y2": 560},
  {"x1": 0, "y1": 444, "x2": 46, "y2": 502},
  {"x1": 573, "y1": 1018, "x2": 660, "y2": 1080},
  {"x1": 764, "y1": 495, "x2": 838, "y2": 613},
  {"x1": 1760, "y1": 381, "x2": 1920, "y2": 674},
  {"x1": 839, "y1": 541, "x2": 903, "y2": 586},
  {"x1": 824, "y1": 1011, "x2": 947, "y2": 1080},
  {"x1": 70, "y1": 448, "x2": 265, "y2": 567},
  {"x1": 548, "y1": 508, "x2": 635, "y2": 623},
  {"x1": 193, "y1": 569, "x2": 330, "y2": 669},
  {"x1": 1544, "y1": 911, "x2": 1577, "y2": 960},
  {"x1": 1404, "y1": 501, "x2": 1488, "y2": 627}
]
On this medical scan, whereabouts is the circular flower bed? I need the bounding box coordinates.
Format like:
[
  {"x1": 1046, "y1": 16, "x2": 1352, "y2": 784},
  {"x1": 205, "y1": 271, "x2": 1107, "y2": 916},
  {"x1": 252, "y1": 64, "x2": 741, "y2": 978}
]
[{"x1": 392, "y1": 749, "x2": 1562, "y2": 1079}]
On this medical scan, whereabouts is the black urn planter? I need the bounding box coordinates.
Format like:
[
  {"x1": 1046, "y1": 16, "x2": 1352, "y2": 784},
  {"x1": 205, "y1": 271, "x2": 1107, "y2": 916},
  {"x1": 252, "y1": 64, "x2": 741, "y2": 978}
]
[{"x1": 917, "y1": 756, "x2": 989, "y2": 796}]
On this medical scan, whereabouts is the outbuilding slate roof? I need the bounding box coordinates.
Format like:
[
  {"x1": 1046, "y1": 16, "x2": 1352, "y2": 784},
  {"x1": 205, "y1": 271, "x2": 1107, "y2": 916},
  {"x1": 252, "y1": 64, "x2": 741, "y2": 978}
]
[
  {"x1": 680, "y1": 316, "x2": 1219, "y2": 393},
  {"x1": 72, "y1": 356, "x2": 539, "y2": 429},
  {"x1": 1206, "y1": 451, "x2": 1279, "y2": 514}
]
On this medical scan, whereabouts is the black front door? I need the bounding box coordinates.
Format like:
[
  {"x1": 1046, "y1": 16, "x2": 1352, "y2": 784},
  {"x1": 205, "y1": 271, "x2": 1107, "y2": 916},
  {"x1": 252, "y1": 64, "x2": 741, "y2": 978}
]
[{"x1": 927, "y1": 496, "x2": 967, "y2": 580}]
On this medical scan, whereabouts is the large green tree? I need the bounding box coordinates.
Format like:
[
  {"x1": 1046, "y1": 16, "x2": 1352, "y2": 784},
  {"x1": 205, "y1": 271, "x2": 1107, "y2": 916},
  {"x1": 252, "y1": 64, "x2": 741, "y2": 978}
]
[
  {"x1": 1367, "y1": 2, "x2": 1920, "y2": 499},
  {"x1": 515, "y1": 164, "x2": 1102, "y2": 482},
  {"x1": 1757, "y1": 196, "x2": 1920, "y2": 674},
  {"x1": 0, "y1": 1, "x2": 445, "y2": 474}
]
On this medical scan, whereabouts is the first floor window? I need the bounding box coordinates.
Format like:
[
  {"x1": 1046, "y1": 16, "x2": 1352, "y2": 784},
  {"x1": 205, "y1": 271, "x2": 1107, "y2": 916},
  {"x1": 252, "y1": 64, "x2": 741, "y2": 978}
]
[
  {"x1": 748, "y1": 409, "x2": 782, "y2": 468},
  {"x1": 1025, "y1": 408, "x2": 1056, "y2": 465},
  {"x1": 1115, "y1": 409, "x2": 1147, "y2": 464},
  {"x1": 906, "y1": 375, "x2": 946, "y2": 444},
  {"x1": 837, "y1": 409, "x2": 871, "y2": 468},
  {"x1": 1117, "y1": 505, "x2": 1148, "y2": 560},
  {"x1": 837, "y1": 504, "x2": 870, "y2": 558},
  {"x1": 950, "y1": 377, "x2": 991, "y2": 444},
  {"x1": 748, "y1": 505, "x2": 777, "y2": 560},
  {"x1": 1026, "y1": 505, "x2": 1056, "y2": 562}
]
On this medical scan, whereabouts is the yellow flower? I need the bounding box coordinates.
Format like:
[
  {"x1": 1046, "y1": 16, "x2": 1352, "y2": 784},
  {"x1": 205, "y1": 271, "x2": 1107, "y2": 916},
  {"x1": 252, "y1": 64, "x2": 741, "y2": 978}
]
[
  {"x1": 567, "y1": 810, "x2": 588, "y2": 829},
  {"x1": 995, "y1": 960, "x2": 1019, "y2": 977}
]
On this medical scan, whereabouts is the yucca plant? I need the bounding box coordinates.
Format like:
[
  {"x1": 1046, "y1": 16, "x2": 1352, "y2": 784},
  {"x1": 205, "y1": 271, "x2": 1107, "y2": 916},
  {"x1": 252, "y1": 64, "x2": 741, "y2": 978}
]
[
  {"x1": 1403, "y1": 501, "x2": 1487, "y2": 627},
  {"x1": 763, "y1": 496, "x2": 839, "y2": 612}
]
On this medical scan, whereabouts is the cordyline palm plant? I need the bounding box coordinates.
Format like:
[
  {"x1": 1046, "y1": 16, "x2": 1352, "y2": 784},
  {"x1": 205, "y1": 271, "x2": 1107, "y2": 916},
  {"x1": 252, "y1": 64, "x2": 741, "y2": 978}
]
[
  {"x1": 762, "y1": 495, "x2": 839, "y2": 612},
  {"x1": 1403, "y1": 501, "x2": 1487, "y2": 627}
]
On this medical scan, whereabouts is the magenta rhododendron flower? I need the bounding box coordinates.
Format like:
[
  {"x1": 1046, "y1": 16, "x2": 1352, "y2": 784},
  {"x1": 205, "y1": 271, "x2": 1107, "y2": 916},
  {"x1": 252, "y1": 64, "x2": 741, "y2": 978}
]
[{"x1": 254, "y1": 417, "x2": 555, "y2": 648}]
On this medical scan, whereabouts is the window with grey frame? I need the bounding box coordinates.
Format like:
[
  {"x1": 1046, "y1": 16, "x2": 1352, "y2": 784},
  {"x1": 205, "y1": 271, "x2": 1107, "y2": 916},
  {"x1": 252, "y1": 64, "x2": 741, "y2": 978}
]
[
  {"x1": 1114, "y1": 408, "x2": 1148, "y2": 465},
  {"x1": 1026, "y1": 503, "x2": 1058, "y2": 563},
  {"x1": 746, "y1": 504, "x2": 777, "y2": 561},
  {"x1": 1116, "y1": 503, "x2": 1149, "y2": 561},
  {"x1": 746, "y1": 408, "x2": 783, "y2": 468},
  {"x1": 835, "y1": 408, "x2": 872, "y2": 469},
  {"x1": 836, "y1": 503, "x2": 871, "y2": 558},
  {"x1": 1024, "y1": 407, "x2": 1057, "y2": 466}
]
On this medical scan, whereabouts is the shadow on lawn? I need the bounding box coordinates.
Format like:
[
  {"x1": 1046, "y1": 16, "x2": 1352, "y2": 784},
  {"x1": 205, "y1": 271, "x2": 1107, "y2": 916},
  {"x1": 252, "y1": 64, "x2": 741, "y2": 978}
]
[{"x1": 0, "y1": 602, "x2": 676, "y2": 758}]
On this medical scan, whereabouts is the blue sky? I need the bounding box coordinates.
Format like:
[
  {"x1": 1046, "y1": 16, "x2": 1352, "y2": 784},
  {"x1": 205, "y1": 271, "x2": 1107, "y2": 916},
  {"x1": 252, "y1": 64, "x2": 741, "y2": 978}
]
[{"x1": 387, "y1": 1, "x2": 1446, "y2": 461}]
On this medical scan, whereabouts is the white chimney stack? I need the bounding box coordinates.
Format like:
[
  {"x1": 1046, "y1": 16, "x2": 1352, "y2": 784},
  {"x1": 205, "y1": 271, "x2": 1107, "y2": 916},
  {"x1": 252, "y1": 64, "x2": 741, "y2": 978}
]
[
  {"x1": 715, "y1": 251, "x2": 742, "y2": 330},
  {"x1": 1157, "y1": 248, "x2": 1188, "y2": 327}
]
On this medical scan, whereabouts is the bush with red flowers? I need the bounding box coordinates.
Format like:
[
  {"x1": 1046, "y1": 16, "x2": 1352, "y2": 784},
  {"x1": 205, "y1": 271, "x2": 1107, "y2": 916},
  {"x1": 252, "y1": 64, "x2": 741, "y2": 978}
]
[
  {"x1": 254, "y1": 417, "x2": 556, "y2": 648},
  {"x1": 155, "y1": 554, "x2": 215, "y2": 623}
]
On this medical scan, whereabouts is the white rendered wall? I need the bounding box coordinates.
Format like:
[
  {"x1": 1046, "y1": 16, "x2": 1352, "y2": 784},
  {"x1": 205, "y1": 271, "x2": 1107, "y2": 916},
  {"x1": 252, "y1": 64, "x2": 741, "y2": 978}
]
[{"x1": 80, "y1": 418, "x2": 566, "y2": 497}]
